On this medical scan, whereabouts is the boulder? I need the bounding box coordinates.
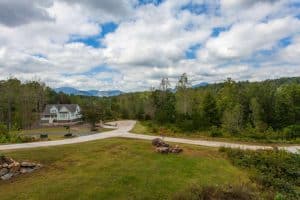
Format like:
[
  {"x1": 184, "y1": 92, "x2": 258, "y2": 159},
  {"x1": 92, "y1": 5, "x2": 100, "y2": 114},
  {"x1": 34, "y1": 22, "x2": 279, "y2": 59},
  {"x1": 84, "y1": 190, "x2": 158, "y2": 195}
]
[
  {"x1": 169, "y1": 145, "x2": 183, "y2": 153},
  {"x1": 0, "y1": 156, "x2": 41, "y2": 181},
  {"x1": 1, "y1": 173, "x2": 13, "y2": 180},
  {"x1": 153, "y1": 140, "x2": 183, "y2": 154},
  {"x1": 156, "y1": 147, "x2": 170, "y2": 154},
  {"x1": 21, "y1": 162, "x2": 36, "y2": 168},
  {"x1": 20, "y1": 167, "x2": 35, "y2": 174},
  {"x1": 0, "y1": 156, "x2": 14, "y2": 165},
  {"x1": 0, "y1": 168, "x2": 8, "y2": 176},
  {"x1": 152, "y1": 138, "x2": 169, "y2": 147},
  {"x1": 9, "y1": 163, "x2": 20, "y2": 173}
]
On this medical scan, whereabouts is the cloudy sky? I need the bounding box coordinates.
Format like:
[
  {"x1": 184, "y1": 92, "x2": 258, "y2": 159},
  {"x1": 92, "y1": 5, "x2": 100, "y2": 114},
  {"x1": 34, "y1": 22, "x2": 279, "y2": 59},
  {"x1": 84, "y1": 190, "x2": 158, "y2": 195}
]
[{"x1": 0, "y1": 0, "x2": 299, "y2": 91}]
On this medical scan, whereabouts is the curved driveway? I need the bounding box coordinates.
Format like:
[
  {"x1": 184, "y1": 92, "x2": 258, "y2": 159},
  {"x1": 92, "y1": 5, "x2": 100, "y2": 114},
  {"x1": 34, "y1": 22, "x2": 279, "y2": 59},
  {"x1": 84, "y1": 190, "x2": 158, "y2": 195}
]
[{"x1": 0, "y1": 120, "x2": 299, "y2": 153}]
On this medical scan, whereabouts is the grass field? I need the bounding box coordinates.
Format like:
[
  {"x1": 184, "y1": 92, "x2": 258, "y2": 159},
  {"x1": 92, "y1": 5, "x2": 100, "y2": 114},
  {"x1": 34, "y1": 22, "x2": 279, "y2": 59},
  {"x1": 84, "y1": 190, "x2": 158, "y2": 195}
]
[{"x1": 0, "y1": 138, "x2": 250, "y2": 200}]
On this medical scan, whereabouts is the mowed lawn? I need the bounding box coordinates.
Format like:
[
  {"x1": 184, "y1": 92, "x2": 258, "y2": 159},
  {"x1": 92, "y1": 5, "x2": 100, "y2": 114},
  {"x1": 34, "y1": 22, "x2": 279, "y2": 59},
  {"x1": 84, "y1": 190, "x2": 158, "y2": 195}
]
[
  {"x1": 13, "y1": 125, "x2": 113, "y2": 141},
  {"x1": 0, "y1": 138, "x2": 250, "y2": 200}
]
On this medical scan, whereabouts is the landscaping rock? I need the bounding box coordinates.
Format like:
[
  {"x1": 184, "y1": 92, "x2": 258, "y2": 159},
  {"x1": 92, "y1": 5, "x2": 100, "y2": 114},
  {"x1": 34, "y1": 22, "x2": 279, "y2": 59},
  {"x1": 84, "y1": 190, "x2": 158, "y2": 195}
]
[
  {"x1": 156, "y1": 147, "x2": 170, "y2": 154},
  {"x1": 2, "y1": 163, "x2": 8, "y2": 168},
  {"x1": 152, "y1": 138, "x2": 169, "y2": 147},
  {"x1": 20, "y1": 167, "x2": 35, "y2": 174},
  {"x1": 21, "y1": 162, "x2": 36, "y2": 168},
  {"x1": 0, "y1": 156, "x2": 42, "y2": 181},
  {"x1": 0, "y1": 168, "x2": 8, "y2": 176},
  {"x1": 152, "y1": 139, "x2": 183, "y2": 154},
  {"x1": 1, "y1": 173, "x2": 13, "y2": 180},
  {"x1": 169, "y1": 145, "x2": 183, "y2": 154}
]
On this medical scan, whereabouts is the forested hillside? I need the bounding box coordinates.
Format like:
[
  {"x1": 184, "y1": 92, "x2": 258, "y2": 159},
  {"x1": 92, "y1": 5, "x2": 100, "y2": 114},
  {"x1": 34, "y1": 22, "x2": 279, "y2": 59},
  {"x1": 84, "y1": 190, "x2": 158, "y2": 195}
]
[
  {"x1": 0, "y1": 76, "x2": 299, "y2": 142},
  {"x1": 108, "y1": 75, "x2": 300, "y2": 141}
]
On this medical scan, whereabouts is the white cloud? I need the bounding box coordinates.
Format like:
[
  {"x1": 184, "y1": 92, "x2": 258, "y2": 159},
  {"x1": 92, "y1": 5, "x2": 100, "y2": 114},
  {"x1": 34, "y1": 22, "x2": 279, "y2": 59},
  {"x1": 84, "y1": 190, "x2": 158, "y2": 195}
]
[
  {"x1": 198, "y1": 17, "x2": 300, "y2": 61},
  {"x1": 0, "y1": 0, "x2": 299, "y2": 91}
]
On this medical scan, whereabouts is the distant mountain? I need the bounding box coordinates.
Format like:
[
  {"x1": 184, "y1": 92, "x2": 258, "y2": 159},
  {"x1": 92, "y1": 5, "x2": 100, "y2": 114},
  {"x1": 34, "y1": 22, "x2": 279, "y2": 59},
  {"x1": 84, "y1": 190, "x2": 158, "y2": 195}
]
[
  {"x1": 54, "y1": 87, "x2": 123, "y2": 97},
  {"x1": 192, "y1": 82, "x2": 209, "y2": 88}
]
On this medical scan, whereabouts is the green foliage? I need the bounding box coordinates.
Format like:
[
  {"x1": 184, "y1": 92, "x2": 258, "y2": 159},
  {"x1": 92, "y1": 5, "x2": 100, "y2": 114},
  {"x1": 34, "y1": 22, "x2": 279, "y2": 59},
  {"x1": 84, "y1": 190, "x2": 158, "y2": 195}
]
[
  {"x1": 1, "y1": 76, "x2": 300, "y2": 142},
  {"x1": 0, "y1": 123, "x2": 28, "y2": 143},
  {"x1": 222, "y1": 104, "x2": 244, "y2": 135},
  {"x1": 202, "y1": 92, "x2": 219, "y2": 127},
  {"x1": 283, "y1": 125, "x2": 300, "y2": 139},
  {"x1": 81, "y1": 101, "x2": 103, "y2": 130},
  {"x1": 209, "y1": 126, "x2": 223, "y2": 137},
  {"x1": 220, "y1": 148, "x2": 300, "y2": 199},
  {"x1": 0, "y1": 123, "x2": 8, "y2": 135},
  {"x1": 173, "y1": 184, "x2": 258, "y2": 200},
  {"x1": 151, "y1": 90, "x2": 176, "y2": 123}
]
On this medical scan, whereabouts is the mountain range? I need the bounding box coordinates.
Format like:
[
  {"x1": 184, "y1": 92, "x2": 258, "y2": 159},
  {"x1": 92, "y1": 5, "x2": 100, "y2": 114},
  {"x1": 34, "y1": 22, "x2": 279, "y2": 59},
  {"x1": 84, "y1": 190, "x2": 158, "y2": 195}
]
[
  {"x1": 54, "y1": 87, "x2": 123, "y2": 97},
  {"x1": 54, "y1": 82, "x2": 208, "y2": 97}
]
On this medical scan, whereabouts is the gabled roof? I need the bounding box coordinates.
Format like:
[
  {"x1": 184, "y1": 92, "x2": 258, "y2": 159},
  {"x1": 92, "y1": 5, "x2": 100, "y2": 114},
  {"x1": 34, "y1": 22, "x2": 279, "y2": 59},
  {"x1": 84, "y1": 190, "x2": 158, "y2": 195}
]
[{"x1": 43, "y1": 104, "x2": 79, "y2": 115}]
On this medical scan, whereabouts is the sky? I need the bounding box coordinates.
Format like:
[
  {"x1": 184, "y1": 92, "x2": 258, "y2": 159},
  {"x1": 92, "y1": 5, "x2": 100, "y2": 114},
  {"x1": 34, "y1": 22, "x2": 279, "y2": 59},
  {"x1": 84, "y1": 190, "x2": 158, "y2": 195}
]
[{"x1": 0, "y1": 0, "x2": 299, "y2": 91}]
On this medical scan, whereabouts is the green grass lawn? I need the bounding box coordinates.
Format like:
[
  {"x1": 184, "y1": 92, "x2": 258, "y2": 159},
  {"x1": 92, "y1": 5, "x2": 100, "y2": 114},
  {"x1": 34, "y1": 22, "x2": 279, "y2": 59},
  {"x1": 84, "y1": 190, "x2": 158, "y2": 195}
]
[
  {"x1": 131, "y1": 121, "x2": 299, "y2": 146},
  {"x1": 0, "y1": 138, "x2": 250, "y2": 200},
  {"x1": 12, "y1": 126, "x2": 113, "y2": 141}
]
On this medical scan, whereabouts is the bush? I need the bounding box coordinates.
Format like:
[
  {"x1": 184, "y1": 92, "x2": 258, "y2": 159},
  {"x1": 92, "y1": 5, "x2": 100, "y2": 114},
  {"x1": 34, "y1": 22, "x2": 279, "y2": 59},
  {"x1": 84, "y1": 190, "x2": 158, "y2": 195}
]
[
  {"x1": 0, "y1": 123, "x2": 36, "y2": 144},
  {"x1": 209, "y1": 126, "x2": 223, "y2": 137},
  {"x1": 283, "y1": 125, "x2": 300, "y2": 139},
  {"x1": 220, "y1": 147, "x2": 300, "y2": 199},
  {"x1": 173, "y1": 184, "x2": 258, "y2": 200},
  {"x1": 177, "y1": 120, "x2": 194, "y2": 132}
]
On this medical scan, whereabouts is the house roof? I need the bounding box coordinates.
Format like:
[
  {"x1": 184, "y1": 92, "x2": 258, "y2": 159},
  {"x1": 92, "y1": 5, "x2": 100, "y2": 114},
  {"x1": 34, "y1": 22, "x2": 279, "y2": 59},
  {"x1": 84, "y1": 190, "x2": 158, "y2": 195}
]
[{"x1": 43, "y1": 104, "x2": 79, "y2": 115}]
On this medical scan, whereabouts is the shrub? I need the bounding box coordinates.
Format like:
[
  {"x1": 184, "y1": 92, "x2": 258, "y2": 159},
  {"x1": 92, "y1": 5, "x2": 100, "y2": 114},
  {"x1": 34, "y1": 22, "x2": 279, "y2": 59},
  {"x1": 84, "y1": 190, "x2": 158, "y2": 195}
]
[
  {"x1": 209, "y1": 126, "x2": 223, "y2": 137},
  {"x1": 177, "y1": 120, "x2": 194, "y2": 132},
  {"x1": 283, "y1": 125, "x2": 300, "y2": 139},
  {"x1": 220, "y1": 147, "x2": 300, "y2": 199},
  {"x1": 0, "y1": 123, "x2": 8, "y2": 136},
  {"x1": 173, "y1": 184, "x2": 258, "y2": 200}
]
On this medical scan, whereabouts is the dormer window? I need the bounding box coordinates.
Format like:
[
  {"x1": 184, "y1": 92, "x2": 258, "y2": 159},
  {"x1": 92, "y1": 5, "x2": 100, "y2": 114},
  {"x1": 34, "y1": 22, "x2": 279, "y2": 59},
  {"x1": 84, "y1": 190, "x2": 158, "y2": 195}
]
[{"x1": 50, "y1": 107, "x2": 57, "y2": 113}]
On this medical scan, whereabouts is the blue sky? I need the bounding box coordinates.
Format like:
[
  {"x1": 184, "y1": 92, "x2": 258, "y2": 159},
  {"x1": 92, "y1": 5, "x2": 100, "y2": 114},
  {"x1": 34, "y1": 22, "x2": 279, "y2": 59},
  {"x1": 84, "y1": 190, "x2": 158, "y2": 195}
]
[
  {"x1": 69, "y1": 22, "x2": 118, "y2": 48},
  {"x1": 0, "y1": 0, "x2": 299, "y2": 91}
]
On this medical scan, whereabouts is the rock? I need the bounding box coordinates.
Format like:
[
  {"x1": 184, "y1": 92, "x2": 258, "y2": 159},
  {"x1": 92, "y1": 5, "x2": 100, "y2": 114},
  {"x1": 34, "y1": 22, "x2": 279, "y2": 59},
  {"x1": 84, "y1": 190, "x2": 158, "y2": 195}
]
[
  {"x1": 35, "y1": 164, "x2": 42, "y2": 169},
  {"x1": 9, "y1": 164, "x2": 20, "y2": 173},
  {"x1": 169, "y1": 145, "x2": 183, "y2": 154},
  {"x1": 0, "y1": 168, "x2": 8, "y2": 176},
  {"x1": 156, "y1": 147, "x2": 170, "y2": 154},
  {"x1": 20, "y1": 167, "x2": 35, "y2": 174},
  {"x1": 21, "y1": 162, "x2": 36, "y2": 168},
  {"x1": 0, "y1": 156, "x2": 14, "y2": 165},
  {"x1": 1, "y1": 172, "x2": 13, "y2": 180},
  {"x1": 0, "y1": 156, "x2": 42, "y2": 181},
  {"x1": 152, "y1": 138, "x2": 169, "y2": 147}
]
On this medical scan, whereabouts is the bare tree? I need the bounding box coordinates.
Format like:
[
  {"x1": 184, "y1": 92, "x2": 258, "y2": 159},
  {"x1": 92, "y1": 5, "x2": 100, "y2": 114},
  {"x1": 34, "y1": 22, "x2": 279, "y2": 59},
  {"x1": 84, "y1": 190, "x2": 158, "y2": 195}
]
[
  {"x1": 176, "y1": 73, "x2": 191, "y2": 115},
  {"x1": 159, "y1": 77, "x2": 171, "y2": 91}
]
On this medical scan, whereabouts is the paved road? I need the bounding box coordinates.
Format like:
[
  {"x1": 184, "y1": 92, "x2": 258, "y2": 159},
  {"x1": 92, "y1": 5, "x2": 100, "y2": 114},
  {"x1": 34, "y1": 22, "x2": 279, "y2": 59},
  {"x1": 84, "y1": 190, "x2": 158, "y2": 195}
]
[{"x1": 0, "y1": 120, "x2": 299, "y2": 153}]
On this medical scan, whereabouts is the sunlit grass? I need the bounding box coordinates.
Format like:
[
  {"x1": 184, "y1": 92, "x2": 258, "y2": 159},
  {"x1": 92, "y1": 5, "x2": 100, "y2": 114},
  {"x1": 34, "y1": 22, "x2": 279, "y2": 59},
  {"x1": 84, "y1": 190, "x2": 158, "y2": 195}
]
[{"x1": 0, "y1": 138, "x2": 250, "y2": 200}]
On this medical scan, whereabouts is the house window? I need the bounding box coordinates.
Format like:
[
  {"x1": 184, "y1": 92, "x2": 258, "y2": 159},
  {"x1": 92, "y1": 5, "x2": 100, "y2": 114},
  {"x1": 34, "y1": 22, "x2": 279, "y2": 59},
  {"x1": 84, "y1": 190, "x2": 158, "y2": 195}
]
[
  {"x1": 60, "y1": 113, "x2": 68, "y2": 119},
  {"x1": 50, "y1": 107, "x2": 57, "y2": 113}
]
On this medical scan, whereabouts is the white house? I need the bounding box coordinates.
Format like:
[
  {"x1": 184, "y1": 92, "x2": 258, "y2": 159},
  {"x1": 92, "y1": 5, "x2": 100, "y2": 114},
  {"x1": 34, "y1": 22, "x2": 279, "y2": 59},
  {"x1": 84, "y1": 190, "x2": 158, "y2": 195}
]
[{"x1": 41, "y1": 104, "x2": 82, "y2": 124}]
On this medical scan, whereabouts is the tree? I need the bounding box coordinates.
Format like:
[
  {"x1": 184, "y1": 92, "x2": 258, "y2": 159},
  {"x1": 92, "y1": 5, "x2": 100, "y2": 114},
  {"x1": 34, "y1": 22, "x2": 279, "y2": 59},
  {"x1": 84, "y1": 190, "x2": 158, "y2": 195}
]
[
  {"x1": 250, "y1": 98, "x2": 267, "y2": 132},
  {"x1": 82, "y1": 102, "x2": 103, "y2": 131},
  {"x1": 159, "y1": 77, "x2": 171, "y2": 91},
  {"x1": 175, "y1": 73, "x2": 192, "y2": 116},
  {"x1": 151, "y1": 90, "x2": 176, "y2": 123},
  {"x1": 202, "y1": 92, "x2": 219, "y2": 127},
  {"x1": 222, "y1": 104, "x2": 243, "y2": 134},
  {"x1": 274, "y1": 85, "x2": 296, "y2": 128}
]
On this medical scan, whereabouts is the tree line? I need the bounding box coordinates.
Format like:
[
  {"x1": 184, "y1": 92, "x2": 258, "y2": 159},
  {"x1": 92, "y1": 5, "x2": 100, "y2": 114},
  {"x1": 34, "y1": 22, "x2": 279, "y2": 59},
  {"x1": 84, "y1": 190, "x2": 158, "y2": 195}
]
[
  {"x1": 104, "y1": 75, "x2": 300, "y2": 140},
  {"x1": 0, "y1": 76, "x2": 299, "y2": 140}
]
